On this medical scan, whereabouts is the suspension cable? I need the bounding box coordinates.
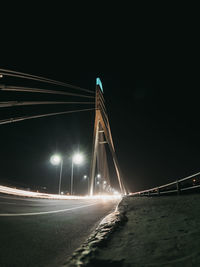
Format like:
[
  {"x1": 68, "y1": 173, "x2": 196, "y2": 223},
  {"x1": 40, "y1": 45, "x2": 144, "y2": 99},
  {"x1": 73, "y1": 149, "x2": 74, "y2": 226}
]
[
  {"x1": 0, "y1": 68, "x2": 94, "y2": 94},
  {"x1": 0, "y1": 85, "x2": 95, "y2": 99},
  {"x1": 0, "y1": 108, "x2": 95, "y2": 125},
  {"x1": 0, "y1": 101, "x2": 95, "y2": 108}
]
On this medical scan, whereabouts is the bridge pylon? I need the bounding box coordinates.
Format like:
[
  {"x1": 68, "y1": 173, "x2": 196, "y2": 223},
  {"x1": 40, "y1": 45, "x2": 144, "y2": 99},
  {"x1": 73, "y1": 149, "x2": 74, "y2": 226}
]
[{"x1": 89, "y1": 78, "x2": 126, "y2": 196}]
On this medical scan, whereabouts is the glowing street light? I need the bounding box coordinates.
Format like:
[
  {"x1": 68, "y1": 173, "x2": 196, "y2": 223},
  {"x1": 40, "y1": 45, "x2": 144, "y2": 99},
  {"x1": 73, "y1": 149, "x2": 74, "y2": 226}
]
[
  {"x1": 50, "y1": 154, "x2": 61, "y2": 165},
  {"x1": 94, "y1": 174, "x2": 101, "y2": 193},
  {"x1": 73, "y1": 153, "x2": 84, "y2": 165},
  {"x1": 83, "y1": 175, "x2": 89, "y2": 195},
  {"x1": 50, "y1": 154, "x2": 63, "y2": 195},
  {"x1": 71, "y1": 153, "x2": 84, "y2": 195},
  {"x1": 102, "y1": 181, "x2": 107, "y2": 193}
]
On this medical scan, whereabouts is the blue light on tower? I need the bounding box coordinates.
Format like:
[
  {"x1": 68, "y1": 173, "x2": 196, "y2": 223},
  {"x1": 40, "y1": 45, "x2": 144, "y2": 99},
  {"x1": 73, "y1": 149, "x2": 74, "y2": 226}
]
[{"x1": 96, "y1": 77, "x2": 103, "y2": 93}]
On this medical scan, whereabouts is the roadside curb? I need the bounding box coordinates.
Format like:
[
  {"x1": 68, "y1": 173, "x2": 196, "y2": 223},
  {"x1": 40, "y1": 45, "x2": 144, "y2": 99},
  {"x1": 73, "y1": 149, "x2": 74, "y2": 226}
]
[{"x1": 64, "y1": 198, "x2": 128, "y2": 267}]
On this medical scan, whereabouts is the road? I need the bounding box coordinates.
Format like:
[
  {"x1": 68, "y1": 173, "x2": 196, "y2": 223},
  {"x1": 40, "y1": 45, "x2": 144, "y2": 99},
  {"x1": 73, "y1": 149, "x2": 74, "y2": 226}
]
[{"x1": 0, "y1": 193, "x2": 119, "y2": 267}]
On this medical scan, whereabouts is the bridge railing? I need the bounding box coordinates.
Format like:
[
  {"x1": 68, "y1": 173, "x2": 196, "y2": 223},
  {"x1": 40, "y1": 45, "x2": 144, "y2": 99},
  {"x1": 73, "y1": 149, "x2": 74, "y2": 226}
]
[{"x1": 131, "y1": 171, "x2": 200, "y2": 196}]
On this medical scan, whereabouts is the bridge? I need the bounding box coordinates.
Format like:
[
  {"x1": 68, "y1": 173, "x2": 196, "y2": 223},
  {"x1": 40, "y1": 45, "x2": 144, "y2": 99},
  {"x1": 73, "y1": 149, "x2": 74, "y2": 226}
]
[
  {"x1": 0, "y1": 69, "x2": 126, "y2": 266},
  {"x1": 0, "y1": 68, "x2": 126, "y2": 197},
  {"x1": 0, "y1": 69, "x2": 199, "y2": 266}
]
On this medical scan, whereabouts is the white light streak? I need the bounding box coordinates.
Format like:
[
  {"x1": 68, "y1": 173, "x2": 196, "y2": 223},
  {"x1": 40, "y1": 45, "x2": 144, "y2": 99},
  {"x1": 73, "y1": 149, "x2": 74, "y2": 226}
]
[{"x1": 0, "y1": 185, "x2": 122, "y2": 200}]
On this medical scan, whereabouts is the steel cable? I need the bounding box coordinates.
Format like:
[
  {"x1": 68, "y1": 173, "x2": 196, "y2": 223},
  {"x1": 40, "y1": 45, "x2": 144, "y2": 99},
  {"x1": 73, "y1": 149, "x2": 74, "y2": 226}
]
[
  {"x1": 0, "y1": 85, "x2": 95, "y2": 99},
  {"x1": 0, "y1": 108, "x2": 95, "y2": 125},
  {"x1": 0, "y1": 68, "x2": 94, "y2": 94},
  {"x1": 0, "y1": 101, "x2": 95, "y2": 108}
]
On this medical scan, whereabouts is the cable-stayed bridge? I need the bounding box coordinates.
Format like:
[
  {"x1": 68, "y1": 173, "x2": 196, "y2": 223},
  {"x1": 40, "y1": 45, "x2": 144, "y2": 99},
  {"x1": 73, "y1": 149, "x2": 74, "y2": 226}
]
[{"x1": 0, "y1": 68, "x2": 126, "y2": 196}]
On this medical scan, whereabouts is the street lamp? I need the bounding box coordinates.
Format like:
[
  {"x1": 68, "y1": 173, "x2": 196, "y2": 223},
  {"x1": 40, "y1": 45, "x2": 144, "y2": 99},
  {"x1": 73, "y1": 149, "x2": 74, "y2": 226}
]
[
  {"x1": 50, "y1": 154, "x2": 63, "y2": 195},
  {"x1": 71, "y1": 153, "x2": 84, "y2": 195},
  {"x1": 94, "y1": 174, "x2": 101, "y2": 194},
  {"x1": 83, "y1": 175, "x2": 89, "y2": 195},
  {"x1": 103, "y1": 180, "x2": 107, "y2": 193}
]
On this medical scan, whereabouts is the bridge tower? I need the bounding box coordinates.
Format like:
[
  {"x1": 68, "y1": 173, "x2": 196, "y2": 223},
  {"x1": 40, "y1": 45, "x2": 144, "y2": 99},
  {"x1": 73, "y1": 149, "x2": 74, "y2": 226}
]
[{"x1": 89, "y1": 78, "x2": 126, "y2": 196}]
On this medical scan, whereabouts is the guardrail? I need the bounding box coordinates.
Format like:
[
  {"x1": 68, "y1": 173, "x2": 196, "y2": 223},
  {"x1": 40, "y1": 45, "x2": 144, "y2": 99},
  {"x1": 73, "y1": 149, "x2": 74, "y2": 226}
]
[{"x1": 131, "y1": 171, "x2": 200, "y2": 196}]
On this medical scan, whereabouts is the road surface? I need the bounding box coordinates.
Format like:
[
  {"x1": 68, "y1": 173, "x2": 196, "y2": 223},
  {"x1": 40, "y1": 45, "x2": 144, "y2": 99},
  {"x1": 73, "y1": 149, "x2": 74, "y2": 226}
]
[{"x1": 0, "y1": 193, "x2": 119, "y2": 267}]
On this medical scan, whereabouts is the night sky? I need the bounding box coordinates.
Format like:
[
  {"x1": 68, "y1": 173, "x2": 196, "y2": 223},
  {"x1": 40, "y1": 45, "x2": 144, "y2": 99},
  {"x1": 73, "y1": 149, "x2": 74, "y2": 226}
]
[{"x1": 0, "y1": 5, "x2": 199, "y2": 193}]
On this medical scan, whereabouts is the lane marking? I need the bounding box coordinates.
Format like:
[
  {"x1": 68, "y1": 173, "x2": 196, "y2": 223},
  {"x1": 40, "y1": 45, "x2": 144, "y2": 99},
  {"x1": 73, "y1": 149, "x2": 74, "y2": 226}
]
[{"x1": 0, "y1": 202, "x2": 100, "y2": 217}]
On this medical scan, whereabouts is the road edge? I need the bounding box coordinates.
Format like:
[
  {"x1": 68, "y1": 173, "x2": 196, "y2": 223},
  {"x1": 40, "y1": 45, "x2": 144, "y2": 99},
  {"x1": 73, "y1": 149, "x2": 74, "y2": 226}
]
[{"x1": 64, "y1": 197, "x2": 128, "y2": 267}]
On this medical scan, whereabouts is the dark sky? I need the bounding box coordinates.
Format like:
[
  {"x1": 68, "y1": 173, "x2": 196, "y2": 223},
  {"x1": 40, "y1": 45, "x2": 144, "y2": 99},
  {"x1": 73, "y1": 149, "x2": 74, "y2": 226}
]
[{"x1": 0, "y1": 5, "x2": 199, "y2": 193}]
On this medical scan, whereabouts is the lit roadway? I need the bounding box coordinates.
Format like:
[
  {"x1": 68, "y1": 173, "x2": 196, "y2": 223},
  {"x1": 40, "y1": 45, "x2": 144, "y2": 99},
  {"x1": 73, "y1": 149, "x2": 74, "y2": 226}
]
[{"x1": 0, "y1": 193, "x2": 119, "y2": 267}]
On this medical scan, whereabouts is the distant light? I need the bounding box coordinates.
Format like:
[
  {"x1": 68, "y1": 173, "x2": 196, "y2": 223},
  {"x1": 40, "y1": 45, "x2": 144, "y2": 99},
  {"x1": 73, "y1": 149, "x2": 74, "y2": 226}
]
[
  {"x1": 97, "y1": 174, "x2": 101, "y2": 178},
  {"x1": 0, "y1": 74, "x2": 3, "y2": 78},
  {"x1": 50, "y1": 154, "x2": 62, "y2": 165},
  {"x1": 193, "y1": 179, "x2": 196, "y2": 183},
  {"x1": 72, "y1": 153, "x2": 84, "y2": 165},
  {"x1": 83, "y1": 175, "x2": 87, "y2": 179},
  {"x1": 97, "y1": 181, "x2": 100, "y2": 185},
  {"x1": 61, "y1": 191, "x2": 64, "y2": 195},
  {"x1": 103, "y1": 181, "x2": 107, "y2": 184}
]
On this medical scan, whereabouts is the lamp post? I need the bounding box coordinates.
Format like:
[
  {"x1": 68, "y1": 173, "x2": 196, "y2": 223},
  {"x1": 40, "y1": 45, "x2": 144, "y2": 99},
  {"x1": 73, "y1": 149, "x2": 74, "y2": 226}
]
[
  {"x1": 50, "y1": 154, "x2": 63, "y2": 195},
  {"x1": 95, "y1": 174, "x2": 101, "y2": 193},
  {"x1": 71, "y1": 153, "x2": 84, "y2": 195},
  {"x1": 83, "y1": 175, "x2": 89, "y2": 195},
  {"x1": 103, "y1": 180, "x2": 107, "y2": 193}
]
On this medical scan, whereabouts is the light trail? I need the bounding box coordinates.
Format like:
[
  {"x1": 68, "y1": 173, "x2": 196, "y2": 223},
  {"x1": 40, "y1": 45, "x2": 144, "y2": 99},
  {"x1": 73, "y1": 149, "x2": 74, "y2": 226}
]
[{"x1": 0, "y1": 185, "x2": 121, "y2": 200}]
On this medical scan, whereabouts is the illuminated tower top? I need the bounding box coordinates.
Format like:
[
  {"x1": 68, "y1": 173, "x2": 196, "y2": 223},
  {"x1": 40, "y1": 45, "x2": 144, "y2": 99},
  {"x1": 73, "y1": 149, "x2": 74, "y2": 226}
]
[{"x1": 96, "y1": 77, "x2": 103, "y2": 93}]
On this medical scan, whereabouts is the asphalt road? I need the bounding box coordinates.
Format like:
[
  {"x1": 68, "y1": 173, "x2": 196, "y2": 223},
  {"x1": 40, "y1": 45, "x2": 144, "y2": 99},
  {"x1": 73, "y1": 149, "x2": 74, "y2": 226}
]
[{"x1": 0, "y1": 193, "x2": 119, "y2": 267}]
